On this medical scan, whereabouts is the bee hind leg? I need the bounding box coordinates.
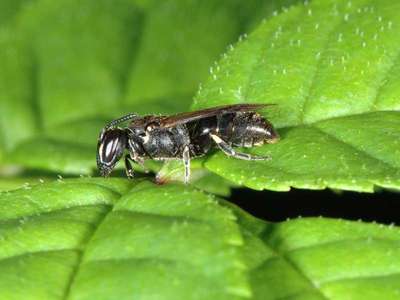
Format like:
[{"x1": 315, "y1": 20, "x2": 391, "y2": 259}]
[
  {"x1": 183, "y1": 145, "x2": 191, "y2": 184},
  {"x1": 209, "y1": 134, "x2": 270, "y2": 161}
]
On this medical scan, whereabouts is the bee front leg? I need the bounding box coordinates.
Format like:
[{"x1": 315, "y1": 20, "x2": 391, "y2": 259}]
[
  {"x1": 183, "y1": 145, "x2": 191, "y2": 184},
  {"x1": 209, "y1": 134, "x2": 270, "y2": 161},
  {"x1": 124, "y1": 154, "x2": 135, "y2": 179}
]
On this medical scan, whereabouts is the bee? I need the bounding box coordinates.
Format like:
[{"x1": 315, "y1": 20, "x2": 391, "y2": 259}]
[{"x1": 96, "y1": 104, "x2": 279, "y2": 183}]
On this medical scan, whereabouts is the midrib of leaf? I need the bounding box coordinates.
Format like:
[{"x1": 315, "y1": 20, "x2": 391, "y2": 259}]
[
  {"x1": 279, "y1": 240, "x2": 400, "y2": 287},
  {"x1": 236, "y1": 222, "x2": 328, "y2": 300},
  {"x1": 63, "y1": 182, "x2": 250, "y2": 300},
  {"x1": 222, "y1": 202, "x2": 327, "y2": 300},
  {"x1": 0, "y1": 178, "x2": 129, "y2": 297},
  {"x1": 259, "y1": 234, "x2": 329, "y2": 300},
  {"x1": 62, "y1": 205, "x2": 114, "y2": 300},
  {"x1": 284, "y1": 260, "x2": 328, "y2": 299},
  {"x1": 266, "y1": 233, "x2": 400, "y2": 297}
]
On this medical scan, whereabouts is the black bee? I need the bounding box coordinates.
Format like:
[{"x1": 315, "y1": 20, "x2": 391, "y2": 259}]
[{"x1": 97, "y1": 104, "x2": 279, "y2": 183}]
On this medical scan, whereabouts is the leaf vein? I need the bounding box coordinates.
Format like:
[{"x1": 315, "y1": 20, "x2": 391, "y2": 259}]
[
  {"x1": 281, "y1": 237, "x2": 400, "y2": 254},
  {"x1": 320, "y1": 271, "x2": 400, "y2": 286},
  {"x1": 313, "y1": 126, "x2": 397, "y2": 171},
  {"x1": 0, "y1": 249, "x2": 75, "y2": 264},
  {"x1": 300, "y1": 3, "x2": 365, "y2": 123},
  {"x1": 369, "y1": 48, "x2": 400, "y2": 110}
]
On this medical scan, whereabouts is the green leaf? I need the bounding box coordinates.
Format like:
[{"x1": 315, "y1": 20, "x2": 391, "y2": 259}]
[
  {"x1": 224, "y1": 202, "x2": 400, "y2": 300},
  {"x1": 1, "y1": 178, "x2": 399, "y2": 299},
  {"x1": 194, "y1": 0, "x2": 400, "y2": 192},
  {"x1": 0, "y1": 179, "x2": 249, "y2": 299}
]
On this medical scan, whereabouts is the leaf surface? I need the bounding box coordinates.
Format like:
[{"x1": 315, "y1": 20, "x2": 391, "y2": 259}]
[
  {"x1": 193, "y1": 0, "x2": 400, "y2": 191},
  {"x1": 0, "y1": 179, "x2": 249, "y2": 300},
  {"x1": 225, "y1": 202, "x2": 400, "y2": 300},
  {"x1": 1, "y1": 179, "x2": 400, "y2": 299}
]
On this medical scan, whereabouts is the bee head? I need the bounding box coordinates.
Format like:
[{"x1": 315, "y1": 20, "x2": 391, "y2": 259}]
[{"x1": 97, "y1": 127, "x2": 128, "y2": 177}]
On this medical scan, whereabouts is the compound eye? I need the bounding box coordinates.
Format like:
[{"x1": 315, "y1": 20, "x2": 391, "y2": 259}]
[{"x1": 98, "y1": 129, "x2": 127, "y2": 166}]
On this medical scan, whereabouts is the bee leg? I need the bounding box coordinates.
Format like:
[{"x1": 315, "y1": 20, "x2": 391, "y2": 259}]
[
  {"x1": 134, "y1": 155, "x2": 149, "y2": 174},
  {"x1": 183, "y1": 145, "x2": 191, "y2": 184},
  {"x1": 210, "y1": 134, "x2": 270, "y2": 161},
  {"x1": 124, "y1": 154, "x2": 135, "y2": 179}
]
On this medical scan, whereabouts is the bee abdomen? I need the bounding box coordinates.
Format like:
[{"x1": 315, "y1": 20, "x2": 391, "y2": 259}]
[{"x1": 218, "y1": 112, "x2": 279, "y2": 147}]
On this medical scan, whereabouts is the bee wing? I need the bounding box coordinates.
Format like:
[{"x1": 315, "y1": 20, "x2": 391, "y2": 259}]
[{"x1": 160, "y1": 103, "x2": 274, "y2": 127}]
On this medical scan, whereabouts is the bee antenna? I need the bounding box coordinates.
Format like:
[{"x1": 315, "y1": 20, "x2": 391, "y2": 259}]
[{"x1": 105, "y1": 113, "x2": 138, "y2": 129}]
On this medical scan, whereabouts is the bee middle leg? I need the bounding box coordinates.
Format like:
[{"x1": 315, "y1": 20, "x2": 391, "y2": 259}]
[
  {"x1": 182, "y1": 145, "x2": 191, "y2": 184},
  {"x1": 124, "y1": 154, "x2": 135, "y2": 179},
  {"x1": 134, "y1": 155, "x2": 149, "y2": 174},
  {"x1": 209, "y1": 134, "x2": 270, "y2": 161}
]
